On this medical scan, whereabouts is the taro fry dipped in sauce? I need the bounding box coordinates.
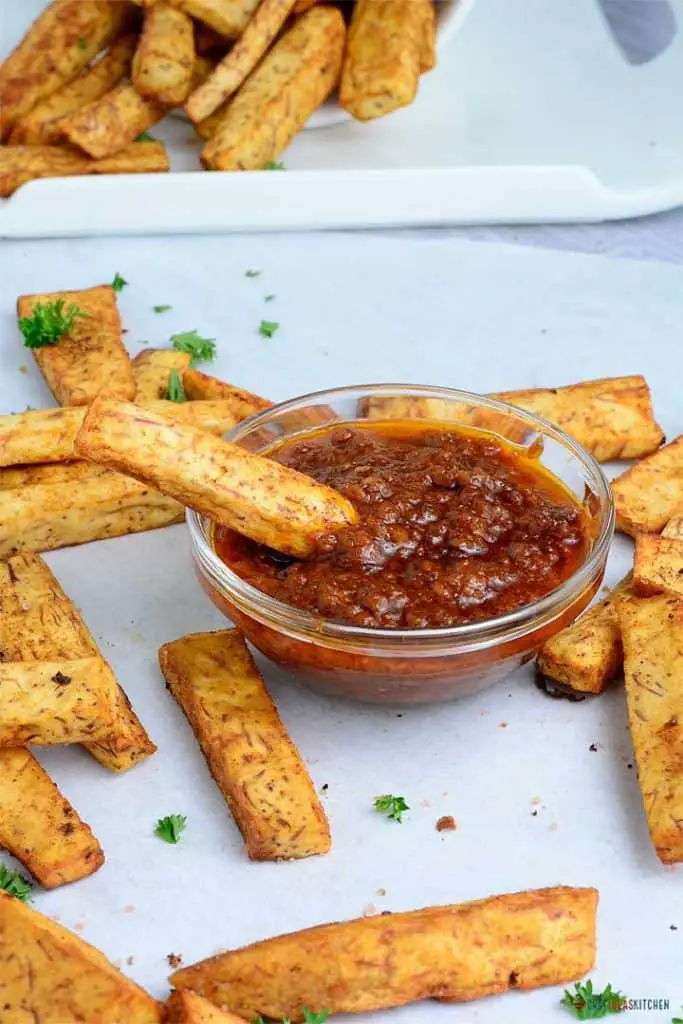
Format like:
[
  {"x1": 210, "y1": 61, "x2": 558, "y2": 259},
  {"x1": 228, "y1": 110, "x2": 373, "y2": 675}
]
[{"x1": 215, "y1": 422, "x2": 590, "y2": 629}]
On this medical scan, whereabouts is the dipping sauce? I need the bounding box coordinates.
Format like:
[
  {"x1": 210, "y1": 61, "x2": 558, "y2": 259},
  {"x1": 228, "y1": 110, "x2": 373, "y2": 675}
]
[{"x1": 215, "y1": 422, "x2": 590, "y2": 630}]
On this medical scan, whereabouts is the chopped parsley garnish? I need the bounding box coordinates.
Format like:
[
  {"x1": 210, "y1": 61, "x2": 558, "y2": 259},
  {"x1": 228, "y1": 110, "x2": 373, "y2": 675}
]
[
  {"x1": 245, "y1": 269, "x2": 261, "y2": 278},
  {"x1": 112, "y1": 273, "x2": 127, "y2": 293},
  {"x1": 77, "y1": 37, "x2": 88, "y2": 51},
  {"x1": 154, "y1": 304, "x2": 172, "y2": 313},
  {"x1": 18, "y1": 299, "x2": 87, "y2": 349},
  {"x1": 254, "y1": 1009, "x2": 328, "y2": 1024},
  {"x1": 136, "y1": 131, "x2": 155, "y2": 142},
  {"x1": 0, "y1": 863, "x2": 33, "y2": 902},
  {"x1": 155, "y1": 815, "x2": 187, "y2": 844},
  {"x1": 561, "y1": 981, "x2": 626, "y2": 1019},
  {"x1": 374, "y1": 794, "x2": 409, "y2": 823},
  {"x1": 165, "y1": 368, "x2": 186, "y2": 403},
  {"x1": 264, "y1": 160, "x2": 285, "y2": 170},
  {"x1": 264, "y1": 294, "x2": 276, "y2": 302},
  {"x1": 170, "y1": 330, "x2": 216, "y2": 366},
  {"x1": 258, "y1": 320, "x2": 279, "y2": 339}
]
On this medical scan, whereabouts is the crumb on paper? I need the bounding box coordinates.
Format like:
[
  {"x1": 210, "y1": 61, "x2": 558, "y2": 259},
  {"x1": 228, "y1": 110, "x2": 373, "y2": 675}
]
[
  {"x1": 321, "y1": 783, "x2": 329, "y2": 792},
  {"x1": 124, "y1": 904, "x2": 135, "y2": 914},
  {"x1": 396, "y1": 713, "x2": 403, "y2": 718},
  {"x1": 18, "y1": 365, "x2": 27, "y2": 374},
  {"x1": 420, "y1": 799, "x2": 431, "y2": 808},
  {"x1": 376, "y1": 887, "x2": 386, "y2": 897},
  {"x1": 167, "y1": 952, "x2": 183, "y2": 968},
  {"x1": 363, "y1": 904, "x2": 377, "y2": 917},
  {"x1": 670, "y1": 924, "x2": 678, "y2": 931},
  {"x1": 499, "y1": 722, "x2": 508, "y2": 729},
  {"x1": 531, "y1": 810, "x2": 538, "y2": 817},
  {"x1": 589, "y1": 743, "x2": 598, "y2": 752},
  {"x1": 436, "y1": 815, "x2": 457, "y2": 832},
  {"x1": 627, "y1": 762, "x2": 634, "y2": 769},
  {"x1": 126, "y1": 956, "x2": 135, "y2": 966},
  {"x1": 531, "y1": 797, "x2": 541, "y2": 805}
]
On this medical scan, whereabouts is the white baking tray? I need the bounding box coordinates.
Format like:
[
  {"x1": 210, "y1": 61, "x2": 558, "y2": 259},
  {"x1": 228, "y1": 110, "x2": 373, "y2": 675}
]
[
  {"x1": 0, "y1": 233, "x2": 680, "y2": 1021},
  {"x1": 3, "y1": 0, "x2": 683, "y2": 235}
]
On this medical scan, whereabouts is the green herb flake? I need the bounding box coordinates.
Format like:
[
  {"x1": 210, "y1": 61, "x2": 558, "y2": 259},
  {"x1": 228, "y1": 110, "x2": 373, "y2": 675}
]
[
  {"x1": 264, "y1": 295, "x2": 276, "y2": 302},
  {"x1": 253, "y1": 1009, "x2": 328, "y2": 1024},
  {"x1": 165, "y1": 368, "x2": 186, "y2": 403},
  {"x1": 561, "y1": 981, "x2": 626, "y2": 1019},
  {"x1": 258, "y1": 320, "x2": 279, "y2": 339},
  {"x1": 374, "y1": 794, "x2": 409, "y2": 823},
  {"x1": 77, "y1": 37, "x2": 88, "y2": 51},
  {"x1": 153, "y1": 304, "x2": 172, "y2": 313},
  {"x1": 0, "y1": 863, "x2": 33, "y2": 902},
  {"x1": 170, "y1": 330, "x2": 216, "y2": 366},
  {"x1": 154, "y1": 814, "x2": 187, "y2": 844},
  {"x1": 245, "y1": 269, "x2": 261, "y2": 278},
  {"x1": 136, "y1": 131, "x2": 155, "y2": 142},
  {"x1": 18, "y1": 299, "x2": 88, "y2": 349},
  {"x1": 112, "y1": 273, "x2": 127, "y2": 293},
  {"x1": 263, "y1": 160, "x2": 285, "y2": 170}
]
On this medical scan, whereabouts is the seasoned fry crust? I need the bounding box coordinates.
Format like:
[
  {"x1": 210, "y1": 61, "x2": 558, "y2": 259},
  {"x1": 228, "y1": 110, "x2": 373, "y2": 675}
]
[
  {"x1": 0, "y1": 140, "x2": 170, "y2": 197},
  {"x1": 8, "y1": 35, "x2": 138, "y2": 146},
  {"x1": 617, "y1": 593, "x2": 683, "y2": 863},
  {"x1": 493, "y1": 376, "x2": 664, "y2": 462},
  {"x1": 0, "y1": 748, "x2": 104, "y2": 889},
  {"x1": 536, "y1": 574, "x2": 633, "y2": 695},
  {"x1": 182, "y1": 369, "x2": 270, "y2": 415},
  {"x1": 418, "y1": 0, "x2": 436, "y2": 72},
  {"x1": 0, "y1": 460, "x2": 108, "y2": 490},
  {"x1": 75, "y1": 397, "x2": 358, "y2": 557},
  {"x1": 612, "y1": 436, "x2": 683, "y2": 536},
  {"x1": 0, "y1": 554, "x2": 155, "y2": 773},
  {"x1": 159, "y1": 630, "x2": 331, "y2": 860},
  {"x1": 340, "y1": 0, "x2": 423, "y2": 121},
  {"x1": 171, "y1": 886, "x2": 598, "y2": 1018},
  {"x1": 202, "y1": 8, "x2": 345, "y2": 171},
  {"x1": 166, "y1": 990, "x2": 249, "y2": 1022},
  {"x1": 133, "y1": 3, "x2": 196, "y2": 106},
  {"x1": 634, "y1": 534, "x2": 683, "y2": 599},
  {"x1": 186, "y1": 0, "x2": 298, "y2": 122},
  {"x1": 0, "y1": 1, "x2": 131, "y2": 139},
  {"x1": 133, "y1": 348, "x2": 193, "y2": 401},
  {"x1": 133, "y1": 0, "x2": 262, "y2": 39},
  {"x1": 0, "y1": 472, "x2": 185, "y2": 558},
  {"x1": 17, "y1": 285, "x2": 134, "y2": 407},
  {"x1": 61, "y1": 82, "x2": 166, "y2": 158},
  {"x1": 663, "y1": 512, "x2": 683, "y2": 539},
  {"x1": 0, "y1": 891, "x2": 162, "y2": 1022}
]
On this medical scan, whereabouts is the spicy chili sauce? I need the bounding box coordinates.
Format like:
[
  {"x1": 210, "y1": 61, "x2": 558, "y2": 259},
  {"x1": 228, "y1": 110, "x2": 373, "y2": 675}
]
[{"x1": 214, "y1": 422, "x2": 590, "y2": 630}]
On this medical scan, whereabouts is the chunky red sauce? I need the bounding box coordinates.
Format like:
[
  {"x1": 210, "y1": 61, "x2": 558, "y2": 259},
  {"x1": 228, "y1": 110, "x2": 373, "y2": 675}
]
[{"x1": 215, "y1": 423, "x2": 590, "y2": 630}]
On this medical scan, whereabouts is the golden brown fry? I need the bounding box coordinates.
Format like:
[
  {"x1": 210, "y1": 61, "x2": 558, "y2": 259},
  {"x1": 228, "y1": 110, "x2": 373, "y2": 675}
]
[
  {"x1": 133, "y1": 3, "x2": 196, "y2": 106},
  {"x1": 186, "y1": 0, "x2": 298, "y2": 122},
  {"x1": 663, "y1": 511, "x2": 683, "y2": 539},
  {"x1": 0, "y1": 554, "x2": 155, "y2": 773},
  {"x1": 634, "y1": 535, "x2": 683, "y2": 598},
  {"x1": 340, "y1": 0, "x2": 423, "y2": 121},
  {"x1": 133, "y1": 348, "x2": 193, "y2": 401},
  {"x1": 0, "y1": 472, "x2": 185, "y2": 558},
  {"x1": 196, "y1": 106, "x2": 228, "y2": 140},
  {"x1": 617, "y1": 593, "x2": 683, "y2": 863},
  {"x1": 0, "y1": 891, "x2": 162, "y2": 1022},
  {"x1": 292, "y1": 0, "x2": 318, "y2": 12},
  {"x1": 8, "y1": 35, "x2": 138, "y2": 146},
  {"x1": 419, "y1": 0, "x2": 437, "y2": 72},
  {"x1": 76, "y1": 396, "x2": 358, "y2": 557},
  {"x1": 0, "y1": 1, "x2": 131, "y2": 140},
  {"x1": 0, "y1": 657, "x2": 119, "y2": 747},
  {"x1": 18, "y1": 285, "x2": 134, "y2": 407},
  {"x1": 536, "y1": 574, "x2": 633, "y2": 695},
  {"x1": 61, "y1": 82, "x2": 165, "y2": 159},
  {"x1": 138, "y1": 0, "x2": 262, "y2": 39},
  {"x1": 0, "y1": 748, "x2": 104, "y2": 889},
  {"x1": 493, "y1": 376, "x2": 664, "y2": 462},
  {"x1": 202, "y1": 8, "x2": 345, "y2": 171},
  {"x1": 612, "y1": 436, "x2": 683, "y2": 536},
  {"x1": 0, "y1": 460, "x2": 108, "y2": 490},
  {"x1": 0, "y1": 140, "x2": 169, "y2": 197},
  {"x1": 159, "y1": 630, "x2": 331, "y2": 860},
  {"x1": 171, "y1": 886, "x2": 598, "y2": 1018},
  {"x1": 182, "y1": 368, "x2": 270, "y2": 414},
  {"x1": 166, "y1": 990, "x2": 249, "y2": 1022}
]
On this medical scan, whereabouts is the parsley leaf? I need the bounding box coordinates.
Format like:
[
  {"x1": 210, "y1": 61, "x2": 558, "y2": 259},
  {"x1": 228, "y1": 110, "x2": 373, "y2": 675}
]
[
  {"x1": 155, "y1": 814, "x2": 187, "y2": 844},
  {"x1": 0, "y1": 863, "x2": 33, "y2": 902},
  {"x1": 253, "y1": 1009, "x2": 328, "y2": 1024},
  {"x1": 264, "y1": 160, "x2": 285, "y2": 170},
  {"x1": 258, "y1": 320, "x2": 279, "y2": 339},
  {"x1": 374, "y1": 794, "x2": 409, "y2": 823},
  {"x1": 112, "y1": 273, "x2": 127, "y2": 293},
  {"x1": 18, "y1": 299, "x2": 87, "y2": 349},
  {"x1": 136, "y1": 131, "x2": 155, "y2": 142},
  {"x1": 245, "y1": 269, "x2": 261, "y2": 278},
  {"x1": 154, "y1": 304, "x2": 172, "y2": 313},
  {"x1": 171, "y1": 330, "x2": 216, "y2": 366},
  {"x1": 165, "y1": 368, "x2": 186, "y2": 403},
  {"x1": 673, "y1": 1019, "x2": 683, "y2": 1023},
  {"x1": 561, "y1": 981, "x2": 626, "y2": 1019},
  {"x1": 264, "y1": 294, "x2": 276, "y2": 302},
  {"x1": 77, "y1": 37, "x2": 88, "y2": 51}
]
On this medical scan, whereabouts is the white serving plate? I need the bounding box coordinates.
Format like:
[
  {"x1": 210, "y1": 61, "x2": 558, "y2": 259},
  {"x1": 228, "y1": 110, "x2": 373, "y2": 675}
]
[
  {"x1": 4, "y1": 0, "x2": 683, "y2": 235},
  {"x1": 0, "y1": 233, "x2": 680, "y2": 1022}
]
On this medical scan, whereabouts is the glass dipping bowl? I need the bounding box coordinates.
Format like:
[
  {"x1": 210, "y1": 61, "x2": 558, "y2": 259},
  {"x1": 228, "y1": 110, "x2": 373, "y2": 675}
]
[{"x1": 188, "y1": 384, "x2": 614, "y2": 706}]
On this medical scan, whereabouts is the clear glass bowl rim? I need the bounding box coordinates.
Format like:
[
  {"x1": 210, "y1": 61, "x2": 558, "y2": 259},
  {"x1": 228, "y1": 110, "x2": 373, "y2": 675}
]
[{"x1": 187, "y1": 383, "x2": 615, "y2": 658}]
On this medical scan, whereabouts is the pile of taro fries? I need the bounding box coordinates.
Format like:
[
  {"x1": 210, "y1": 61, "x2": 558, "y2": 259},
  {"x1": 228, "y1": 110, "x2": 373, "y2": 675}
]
[
  {"x1": 1, "y1": 280, "x2": 683, "y2": 1020},
  {"x1": 0, "y1": 0, "x2": 438, "y2": 196}
]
